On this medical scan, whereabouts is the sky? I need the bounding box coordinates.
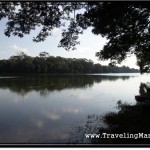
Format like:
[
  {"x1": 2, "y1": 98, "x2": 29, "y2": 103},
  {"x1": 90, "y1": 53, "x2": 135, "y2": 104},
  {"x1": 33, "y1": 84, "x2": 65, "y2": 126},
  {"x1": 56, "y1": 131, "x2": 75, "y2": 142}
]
[{"x1": 0, "y1": 18, "x2": 139, "y2": 69}]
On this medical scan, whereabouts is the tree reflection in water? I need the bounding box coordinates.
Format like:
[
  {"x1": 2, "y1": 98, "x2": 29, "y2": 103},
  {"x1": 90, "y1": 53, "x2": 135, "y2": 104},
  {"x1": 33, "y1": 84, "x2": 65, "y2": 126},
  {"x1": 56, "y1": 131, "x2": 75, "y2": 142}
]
[
  {"x1": 0, "y1": 74, "x2": 137, "y2": 144},
  {"x1": 0, "y1": 75, "x2": 131, "y2": 96}
]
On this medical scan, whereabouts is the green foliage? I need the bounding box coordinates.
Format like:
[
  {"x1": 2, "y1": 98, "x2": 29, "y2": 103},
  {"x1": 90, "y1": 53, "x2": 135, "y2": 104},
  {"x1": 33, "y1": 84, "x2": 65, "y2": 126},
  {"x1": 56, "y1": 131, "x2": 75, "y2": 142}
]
[
  {"x1": 0, "y1": 2, "x2": 149, "y2": 72},
  {"x1": 0, "y1": 2, "x2": 85, "y2": 49},
  {"x1": 0, "y1": 52, "x2": 139, "y2": 74}
]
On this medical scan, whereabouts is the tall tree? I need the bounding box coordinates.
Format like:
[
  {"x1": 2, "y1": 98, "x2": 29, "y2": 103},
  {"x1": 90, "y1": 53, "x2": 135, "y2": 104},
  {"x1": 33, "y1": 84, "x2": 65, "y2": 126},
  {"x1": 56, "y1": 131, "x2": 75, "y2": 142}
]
[
  {"x1": 0, "y1": 2, "x2": 150, "y2": 73},
  {"x1": 0, "y1": 53, "x2": 139, "y2": 74}
]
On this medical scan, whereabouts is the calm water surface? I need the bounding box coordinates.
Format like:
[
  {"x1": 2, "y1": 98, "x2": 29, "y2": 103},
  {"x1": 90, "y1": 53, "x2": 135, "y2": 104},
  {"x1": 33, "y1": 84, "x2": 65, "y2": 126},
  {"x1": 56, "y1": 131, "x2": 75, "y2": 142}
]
[{"x1": 0, "y1": 73, "x2": 149, "y2": 144}]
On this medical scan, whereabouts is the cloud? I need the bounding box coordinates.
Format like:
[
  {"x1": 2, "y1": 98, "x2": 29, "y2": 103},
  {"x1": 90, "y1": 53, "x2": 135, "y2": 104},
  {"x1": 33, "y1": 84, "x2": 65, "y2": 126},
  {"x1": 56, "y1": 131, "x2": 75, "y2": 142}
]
[
  {"x1": 52, "y1": 28, "x2": 60, "y2": 33},
  {"x1": 77, "y1": 92, "x2": 92, "y2": 101},
  {"x1": 63, "y1": 107, "x2": 80, "y2": 114},
  {"x1": 76, "y1": 47, "x2": 91, "y2": 54},
  {"x1": 36, "y1": 120, "x2": 44, "y2": 128},
  {"x1": 9, "y1": 44, "x2": 29, "y2": 55},
  {"x1": 120, "y1": 55, "x2": 138, "y2": 69},
  {"x1": 45, "y1": 113, "x2": 61, "y2": 120}
]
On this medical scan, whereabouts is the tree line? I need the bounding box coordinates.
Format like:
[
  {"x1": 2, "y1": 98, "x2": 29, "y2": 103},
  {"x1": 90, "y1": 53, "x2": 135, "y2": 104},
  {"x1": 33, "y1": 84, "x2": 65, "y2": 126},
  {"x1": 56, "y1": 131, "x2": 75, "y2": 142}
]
[
  {"x1": 0, "y1": 52, "x2": 139, "y2": 74},
  {"x1": 0, "y1": 2, "x2": 150, "y2": 73}
]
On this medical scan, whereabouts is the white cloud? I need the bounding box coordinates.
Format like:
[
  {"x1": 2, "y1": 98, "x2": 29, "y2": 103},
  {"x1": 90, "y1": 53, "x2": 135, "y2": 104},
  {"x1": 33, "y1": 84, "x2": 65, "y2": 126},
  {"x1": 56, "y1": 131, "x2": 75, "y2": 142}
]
[
  {"x1": 63, "y1": 107, "x2": 80, "y2": 114},
  {"x1": 9, "y1": 44, "x2": 30, "y2": 55},
  {"x1": 45, "y1": 113, "x2": 61, "y2": 120},
  {"x1": 77, "y1": 92, "x2": 92, "y2": 101},
  {"x1": 36, "y1": 120, "x2": 44, "y2": 128},
  {"x1": 76, "y1": 47, "x2": 91, "y2": 54},
  {"x1": 52, "y1": 28, "x2": 60, "y2": 33},
  {"x1": 113, "y1": 54, "x2": 139, "y2": 69}
]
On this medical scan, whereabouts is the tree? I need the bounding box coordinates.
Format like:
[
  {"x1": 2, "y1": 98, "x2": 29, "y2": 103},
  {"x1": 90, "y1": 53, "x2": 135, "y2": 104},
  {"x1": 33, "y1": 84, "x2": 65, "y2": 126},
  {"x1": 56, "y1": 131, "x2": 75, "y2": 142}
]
[
  {"x1": 39, "y1": 51, "x2": 50, "y2": 58},
  {"x1": 0, "y1": 53, "x2": 139, "y2": 74},
  {"x1": 0, "y1": 2, "x2": 150, "y2": 73},
  {"x1": 75, "y1": 2, "x2": 150, "y2": 73}
]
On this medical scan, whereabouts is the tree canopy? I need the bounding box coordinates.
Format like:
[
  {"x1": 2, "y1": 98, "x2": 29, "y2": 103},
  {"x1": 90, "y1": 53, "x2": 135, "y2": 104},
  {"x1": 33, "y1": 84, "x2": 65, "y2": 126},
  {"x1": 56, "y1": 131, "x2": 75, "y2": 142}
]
[
  {"x1": 0, "y1": 52, "x2": 139, "y2": 74},
  {"x1": 0, "y1": 2, "x2": 150, "y2": 73}
]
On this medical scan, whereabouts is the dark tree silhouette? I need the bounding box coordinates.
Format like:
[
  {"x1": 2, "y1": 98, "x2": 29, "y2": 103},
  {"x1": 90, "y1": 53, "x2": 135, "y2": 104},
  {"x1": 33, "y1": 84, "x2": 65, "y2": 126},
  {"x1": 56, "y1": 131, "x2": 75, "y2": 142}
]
[
  {"x1": 0, "y1": 2, "x2": 150, "y2": 73},
  {"x1": 0, "y1": 52, "x2": 139, "y2": 74}
]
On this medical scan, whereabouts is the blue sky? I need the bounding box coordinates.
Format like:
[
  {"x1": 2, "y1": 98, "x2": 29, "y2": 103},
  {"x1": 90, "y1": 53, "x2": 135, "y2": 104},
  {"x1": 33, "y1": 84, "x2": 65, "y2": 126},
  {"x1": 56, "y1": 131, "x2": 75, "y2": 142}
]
[{"x1": 0, "y1": 18, "x2": 138, "y2": 69}]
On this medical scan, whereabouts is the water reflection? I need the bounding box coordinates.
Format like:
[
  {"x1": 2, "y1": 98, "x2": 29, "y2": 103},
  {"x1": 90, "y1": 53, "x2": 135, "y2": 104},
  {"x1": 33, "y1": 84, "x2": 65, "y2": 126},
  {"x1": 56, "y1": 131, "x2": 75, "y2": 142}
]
[
  {"x1": 0, "y1": 74, "x2": 140, "y2": 144},
  {"x1": 89, "y1": 82, "x2": 150, "y2": 144},
  {"x1": 0, "y1": 75, "x2": 131, "y2": 96},
  {"x1": 68, "y1": 114, "x2": 104, "y2": 144}
]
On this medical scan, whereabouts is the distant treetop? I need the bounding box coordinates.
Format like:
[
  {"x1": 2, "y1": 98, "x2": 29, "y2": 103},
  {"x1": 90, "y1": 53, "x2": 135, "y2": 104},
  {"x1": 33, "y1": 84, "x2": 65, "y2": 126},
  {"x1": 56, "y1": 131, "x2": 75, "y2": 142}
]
[
  {"x1": 0, "y1": 52, "x2": 139, "y2": 74},
  {"x1": 0, "y1": 2, "x2": 150, "y2": 73}
]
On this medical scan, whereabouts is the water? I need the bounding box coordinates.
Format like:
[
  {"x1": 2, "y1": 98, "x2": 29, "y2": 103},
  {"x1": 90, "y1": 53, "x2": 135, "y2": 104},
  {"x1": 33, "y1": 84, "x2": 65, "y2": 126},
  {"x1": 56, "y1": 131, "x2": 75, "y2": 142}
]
[{"x1": 0, "y1": 73, "x2": 149, "y2": 144}]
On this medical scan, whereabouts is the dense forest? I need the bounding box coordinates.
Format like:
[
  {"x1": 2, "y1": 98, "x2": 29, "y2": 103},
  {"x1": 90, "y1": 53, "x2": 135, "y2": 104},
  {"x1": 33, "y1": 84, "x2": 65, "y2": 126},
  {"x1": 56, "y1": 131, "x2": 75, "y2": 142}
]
[{"x1": 0, "y1": 52, "x2": 139, "y2": 74}]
